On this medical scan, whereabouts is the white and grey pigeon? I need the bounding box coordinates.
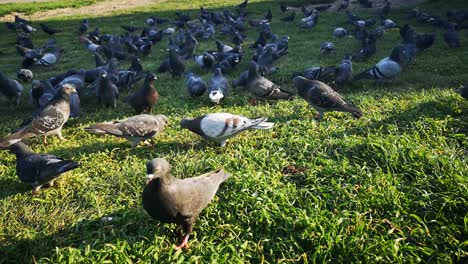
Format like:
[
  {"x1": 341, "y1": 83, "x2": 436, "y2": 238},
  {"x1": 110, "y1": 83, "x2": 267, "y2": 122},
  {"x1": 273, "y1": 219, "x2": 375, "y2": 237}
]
[
  {"x1": 185, "y1": 72, "x2": 207, "y2": 97},
  {"x1": 194, "y1": 52, "x2": 215, "y2": 69},
  {"x1": 180, "y1": 112, "x2": 274, "y2": 147},
  {"x1": 208, "y1": 68, "x2": 229, "y2": 104},
  {"x1": 0, "y1": 84, "x2": 76, "y2": 147},
  {"x1": 0, "y1": 70, "x2": 24, "y2": 106},
  {"x1": 8, "y1": 142, "x2": 80, "y2": 193},
  {"x1": 333, "y1": 27, "x2": 348, "y2": 38},
  {"x1": 85, "y1": 114, "x2": 168, "y2": 148},
  {"x1": 354, "y1": 46, "x2": 406, "y2": 83}
]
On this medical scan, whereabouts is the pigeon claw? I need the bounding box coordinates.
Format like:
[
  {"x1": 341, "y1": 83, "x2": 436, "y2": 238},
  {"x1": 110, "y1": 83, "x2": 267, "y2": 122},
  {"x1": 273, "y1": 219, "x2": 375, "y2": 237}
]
[{"x1": 174, "y1": 235, "x2": 190, "y2": 250}]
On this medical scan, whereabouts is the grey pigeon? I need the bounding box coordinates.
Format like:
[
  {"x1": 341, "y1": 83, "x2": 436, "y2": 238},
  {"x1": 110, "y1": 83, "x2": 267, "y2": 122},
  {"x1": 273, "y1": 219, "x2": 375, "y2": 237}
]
[
  {"x1": 292, "y1": 66, "x2": 335, "y2": 82},
  {"x1": 194, "y1": 52, "x2": 215, "y2": 69},
  {"x1": 246, "y1": 61, "x2": 293, "y2": 100},
  {"x1": 232, "y1": 70, "x2": 249, "y2": 88},
  {"x1": 320, "y1": 42, "x2": 334, "y2": 54},
  {"x1": 142, "y1": 158, "x2": 230, "y2": 249},
  {"x1": 36, "y1": 48, "x2": 63, "y2": 67},
  {"x1": 300, "y1": 10, "x2": 319, "y2": 29},
  {"x1": 293, "y1": 76, "x2": 362, "y2": 121},
  {"x1": 180, "y1": 112, "x2": 274, "y2": 147},
  {"x1": 0, "y1": 70, "x2": 24, "y2": 105},
  {"x1": 85, "y1": 114, "x2": 168, "y2": 148},
  {"x1": 17, "y1": 69, "x2": 33, "y2": 83},
  {"x1": 185, "y1": 72, "x2": 207, "y2": 97},
  {"x1": 0, "y1": 84, "x2": 76, "y2": 147},
  {"x1": 208, "y1": 68, "x2": 229, "y2": 104},
  {"x1": 443, "y1": 23, "x2": 460, "y2": 48},
  {"x1": 354, "y1": 46, "x2": 406, "y2": 83},
  {"x1": 335, "y1": 55, "x2": 353, "y2": 85},
  {"x1": 96, "y1": 70, "x2": 118, "y2": 108},
  {"x1": 333, "y1": 27, "x2": 348, "y2": 38},
  {"x1": 125, "y1": 73, "x2": 158, "y2": 113},
  {"x1": 8, "y1": 142, "x2": 79, "y2": 193}
]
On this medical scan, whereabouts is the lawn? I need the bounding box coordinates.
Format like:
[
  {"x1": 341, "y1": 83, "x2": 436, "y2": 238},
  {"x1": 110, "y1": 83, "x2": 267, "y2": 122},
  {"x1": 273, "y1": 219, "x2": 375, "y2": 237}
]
[
  {"x1": 0, "y1": 0, "x2": 467, "y2": 263},
  {"x1": 0, "y1": 0, "x2": 97, "y2": 17}
]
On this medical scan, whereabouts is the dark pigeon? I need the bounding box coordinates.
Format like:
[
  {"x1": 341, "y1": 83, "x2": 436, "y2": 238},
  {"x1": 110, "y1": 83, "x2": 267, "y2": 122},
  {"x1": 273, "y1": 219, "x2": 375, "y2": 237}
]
[
  {"x1": 85, "y1": 114, "x2": 168, "y2": 147},
  {"x1": 39, "y1": 23, "x2": 62, "y2": 35},
  {"x1": 185, "y1": 72, "x2": 207, "y2": 97},
  {"x1": 142, "y1": 158, "x2": 230, "y2": 249},
  {"x1": 232, "y1": 70, "x2": 249, "y2": 88},
  {"x1": 96, "y1": 70, "x2": 118, "y2": 108},
  {"x1": 292, "y1": 66, "x2": 335, "y2": 82},
  {"x1": 125, "y1": 73, "x2": 158, "y2": 113},
  {"x1": 180, "y1": 112, "x2": 274, "y2": 147},
  {"x1": 237, "y1": 0, "x2": 248, "y2": 9},
  {"x1": 8, "y1": 142, "x2": 79, "y2": 193},
  {"x1": 335, "y1": 55, "x2": 353, "y2": 85},
  {"x1": 443, "y1": 23, "x2": 460, "y2": 48},
  {"x1": 208, "y1": 68, "x2": 229, "y2": 104},
  {"x1": 281, "y1": 12, "x2": 296, "y2": 22},
  {"x1": 246, "y1": 61, "x2": 293, "y2": 100},
  {"x1": 15, "y1": 15, "x2": 31, "y2": 25},
  {"x1": 168, "y1": 48, "x2": 185, "y2": 77},
  {"x1": 293, "y1": 76, "x2": 362, "y2": 121},
  {"x1": 0, "y1": 70, "x2": 24, "y2": 106},
  {"x1": 0, "y1": 84, "x2": 76, "y2": 147}
]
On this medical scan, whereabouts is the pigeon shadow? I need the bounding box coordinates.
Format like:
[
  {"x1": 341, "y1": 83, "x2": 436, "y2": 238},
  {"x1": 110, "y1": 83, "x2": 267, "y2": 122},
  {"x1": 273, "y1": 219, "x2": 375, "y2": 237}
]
[{"x1": 0, "y1": 176, "x2": 30, "y2": 200}]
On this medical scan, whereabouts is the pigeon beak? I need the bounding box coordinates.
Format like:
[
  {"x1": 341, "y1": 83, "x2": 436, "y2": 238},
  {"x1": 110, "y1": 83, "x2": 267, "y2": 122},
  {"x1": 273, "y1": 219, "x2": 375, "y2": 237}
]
[
  {"x1": 145, "y1": 174, "x2": 154, "y2": 184},
  {"x1": 71, "y1": 87, "x2": 77, "y2": 94}
]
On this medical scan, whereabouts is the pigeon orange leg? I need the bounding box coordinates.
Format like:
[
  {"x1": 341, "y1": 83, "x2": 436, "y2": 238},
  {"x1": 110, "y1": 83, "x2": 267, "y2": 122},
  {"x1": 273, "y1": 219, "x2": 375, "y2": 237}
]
[
  {"x1": 175, "y1": 234, "x2": 190, "y2": 250},
  {"x1": 43, "y1": 135, "x2": 48, "y2": 144}
]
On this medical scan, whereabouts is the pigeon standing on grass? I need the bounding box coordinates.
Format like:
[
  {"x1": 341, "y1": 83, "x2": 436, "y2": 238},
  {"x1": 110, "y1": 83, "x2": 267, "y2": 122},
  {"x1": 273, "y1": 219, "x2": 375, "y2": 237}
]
[
  {"x1": 8, "y1": 142, "x2": 80, "y2": 193},
  {"x1": 246, "y1": 61, "x2": 294, "y2": 100},
  {"x1": 185, "y1": 72, "x2": 207, "y2": 97},
  {"x1": 335, "y1": 55, "x2": 353, "y2": 85},
  {"x1": 125, "y1": 73, "x2": 158, "y2": 113},
  {"x1": 0, "y1": 70, "x2": 24, "y2": 105},
  {"x1": 142, "y1": 158, "x2": 230, "y2": 250},
  {"x1": 293, "y1": 76, "x2": 362, "y2": 121},
  {"x1": 354, "y1": 46, "x2": 406, "y2": 83},
  {"x1": 39, "y1": 23, "x2": 62, "y2": 35},
  {"x1": 0, "y1": 84, "x2": 76, "y2": 147},
  {"x1": 85, "y1": 114, "x2": 168, "y2": 148},
  {"x1": 443, "y1": 23, "x2": 460, "y2": 48},
  {"x1": 180, "y1": 113, "x2": 274, "y2": 147},
  {"x1": 96, "y1": 70, "x2": 118, "y2": 108}
]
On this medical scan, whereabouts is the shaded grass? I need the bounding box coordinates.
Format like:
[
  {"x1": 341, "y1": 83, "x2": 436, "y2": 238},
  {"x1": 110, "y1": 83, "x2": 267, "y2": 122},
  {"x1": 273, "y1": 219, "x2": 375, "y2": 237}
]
[
  {"x1": 0, "y1": 0, "x2": 97, "y2": 17},
  {"x1": 0, "y1": 0, "x2": 467, "y2": 263}
]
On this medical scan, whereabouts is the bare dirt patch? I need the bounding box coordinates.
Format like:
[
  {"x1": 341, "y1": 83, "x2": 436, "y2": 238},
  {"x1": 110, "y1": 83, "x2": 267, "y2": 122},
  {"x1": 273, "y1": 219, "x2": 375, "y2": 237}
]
[{"x1": 0, "y1": 0, "x2": 159, "y2": 21}]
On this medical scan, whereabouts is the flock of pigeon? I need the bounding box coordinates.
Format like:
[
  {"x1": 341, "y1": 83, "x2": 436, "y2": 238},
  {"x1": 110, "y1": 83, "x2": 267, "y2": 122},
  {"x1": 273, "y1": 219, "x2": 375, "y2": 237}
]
[{"x1": 0, "y1": 0, "x2": 467, "y2": 250}]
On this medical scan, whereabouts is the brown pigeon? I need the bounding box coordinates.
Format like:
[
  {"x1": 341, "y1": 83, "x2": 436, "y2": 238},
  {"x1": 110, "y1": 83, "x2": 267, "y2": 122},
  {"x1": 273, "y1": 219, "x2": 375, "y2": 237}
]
[
  {"x1": 142, "y1": 158, "x2": 230, "y2": 250},
  {"x1": 125, "y1": 72, "x2": 158, "y2": 113}
]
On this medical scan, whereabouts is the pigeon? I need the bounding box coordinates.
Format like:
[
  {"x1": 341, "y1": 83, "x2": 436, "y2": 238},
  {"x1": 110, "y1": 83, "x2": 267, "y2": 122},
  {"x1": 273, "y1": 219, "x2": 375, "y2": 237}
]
[
  {"x1": 39, "y1": 23, "x2": 62, "y2": 35},
  {"x1": 232, "y1": 70, "x2": 249, "y2": 88},
  {"x1": 300, "y1": 10, "x2": 319, "y2": 29},
  {"x1": 185, "y1": 72, "x2": 207, "y2": 97},
  {"x1": 142, "y1": 158, "x2": 230, "y2": 249},
  {"x1": 20, "y1": 23, "x2": 37, "y2": 34},
  {"x1": 180, "y1": 113, "x2": 274, "y2": 147},
  {"x1": 125, "y1": 73, "x2": 158, "y2": 114},
  {"x1": 0, "y1": 70, "x2": 24, "y2": 106},
  {"x1": 36, "y1": 48, "x2": 63, "y2": 67},
  {"x1": 459, "y1": 85, "x2": 468, "y2": 100},
  {"x1": 320, "y1": 42, "x2": 334, "y2": 54},
  {"x1": 382, "y1": 18, "x2": 397, "y2": 29},
  {"x1": 335, "y1": 55, "x2": 353, "y2": 85},
  {"x1": 293, "y1": 76, "x2": 362, "y2": 121},
  {"x1": 236, "y1": 0, "x2": 248, "y2": 9},
  {"x1": 79, "y1": 19, "x2": 89, "y2": 34},
  {"x1": 85, "y1": 114, "x2": 168, "y2": 148},
  {"x1": 354, "y1": 34, "x2": 376, "y2": 61},
  {"x1": 292, "y1": 66, "x2": 335, "y2": 82},
  {"x1": 15, "y1": 15, "x2": 31, "y2": 25},
  {"x1": 443, "y1": 23, "x2": 460, "y2": 48},
  {"x1": 121, "y1": 25, "x2": 139, "y2": 32},
  {"x1": 194, "y1": 52, "x2": 215, "y2": 69},
  {"x1": 30, "y1": 79, "x2": 53, "y2": 107},
  {"x1": 333, "y1": 27, "x2": 348, "y2": 38},
  {"x1": 208, "y1": 68, "x2": 229, "y2": 104},
  {"x1": 96, "y1": 70, "x2": 118, "y2": 108},
  {"x1": 281, "y1": 12, "x2": 296, "y2": 22},
  {"x1": 217, "y1": 54, "x2": 241, "y2": 74},
  {"x1": 8, "y1": 142, "x2": 80, "y2": 193},
  {"x1": 215, "y1": 40, "x2": 233, "y2": 53},
  {"x1": 0, "y1": 84, "x2": 76, "y2": 147},
  {"x1": 354, "y1": 46, "x2": 406, "y2": 83},
  {"x1": 17, "y1": 69, "x2": 33, "y2": 83},
  {"x1": 246, "y1": 61, "x2": 293, "y2": 100},
  {"x1": 168, "y1": 48, "x2": 185, "y2": 78},
  {"x1": 337, "y1": 0, "x2": 349, "y2": 11}
]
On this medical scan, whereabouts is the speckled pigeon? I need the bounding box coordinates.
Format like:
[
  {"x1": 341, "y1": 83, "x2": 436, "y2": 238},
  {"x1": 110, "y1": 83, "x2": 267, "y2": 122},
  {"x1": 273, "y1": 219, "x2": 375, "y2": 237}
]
[
  {"x1": 293, "y1": 76, "x2": 362, "y2": 121},
  {"x1": 8, "y1": 142, "x2": 79, "y2": 193},
  {"x1": 0, "y1": 84, "x2": 76, "y2": 147},
  {"x1": 180, "y1": 112, "x2": 274, "y2": 147},
  {"x1": 142, "y1": 158, "x2": 230, "y2": 249},
  {"x1": 246, "y1": 61, "x2": 293, "y2": 100},
  {"x1": 85, "y1": 114, "x2": 168, "y2": 148}
]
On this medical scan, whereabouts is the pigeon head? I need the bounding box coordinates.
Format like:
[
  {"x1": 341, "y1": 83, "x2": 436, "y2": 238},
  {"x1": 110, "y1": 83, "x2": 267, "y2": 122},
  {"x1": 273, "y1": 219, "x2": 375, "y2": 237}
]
[
  {"x1": 389, "y1": 45, "x2": 407, "y2": 64},
  {"x1": 17, "y1": 69, "x2": 33, "y2": 83},
  {"x1": 146, "y1": 72, "x2": 157, "y2": 81},
  {"x1": 180, "y1": 118, "x2": 193, "y2": 130},
  {"x1": 146, "y1": 158, "x2": 171, "y2": 184},
  {"x1": 156, "y1": 114, "x2": 169, "y2": 128},
  {"x1": 9, "y1": 142, "x2": 33, "y2": 157},
  {"x1": 61, "y1": 84, "x2": 77, "y2": 96}
]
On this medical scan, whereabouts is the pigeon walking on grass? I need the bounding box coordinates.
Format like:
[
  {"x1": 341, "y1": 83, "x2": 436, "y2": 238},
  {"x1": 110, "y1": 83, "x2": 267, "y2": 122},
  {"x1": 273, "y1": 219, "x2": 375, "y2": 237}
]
[
  {"x1": 293, "y1": 76, "x2": 362, "y2": 121},
  {"x1": 354, "y1": 46, "x2": 406, "y2": 83},
  {"x1": 8, "y1": 142, "x2": 79, "y2": 193},
  {"x1": 0, "y1": 70, "x2": 24, "y2": 106},
  {"x1": 85, "y1": 114, "x2": 168, "y2": 148},
  {"x1": 180, "y1": 113, "x2": 274, "y2": 147},
  {"x1": 0, "y1": 84, "x2": 76, "y2": 147},
  {"x1": 185, "y1": 72, "x2": 207, "y2": 97},
  {"x1": 125, "y1": 73, "x2": 158, "y2": 113},
  {"x1": 246, "y1": 61, "x2": 294, "y2": 100},
  {"x1": 142, "y1": 158, "x2": 230, "y2": 250}
]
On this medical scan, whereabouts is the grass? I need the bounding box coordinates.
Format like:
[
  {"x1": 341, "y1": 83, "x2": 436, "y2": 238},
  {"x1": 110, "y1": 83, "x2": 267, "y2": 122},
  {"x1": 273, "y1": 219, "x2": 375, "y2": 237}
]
[
  {"x1": 0, "y1": 0, "x2": 467, "y2": 263},
  {"x1": 0, "y1": 0, "x2": 97, "y2": 17}
]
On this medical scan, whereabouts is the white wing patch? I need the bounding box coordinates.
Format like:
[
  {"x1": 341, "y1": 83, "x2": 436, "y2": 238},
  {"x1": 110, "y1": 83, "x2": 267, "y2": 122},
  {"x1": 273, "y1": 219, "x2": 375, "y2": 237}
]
[{"x1": 200, "y1": 113, "x2": 249, "y2": 138}]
